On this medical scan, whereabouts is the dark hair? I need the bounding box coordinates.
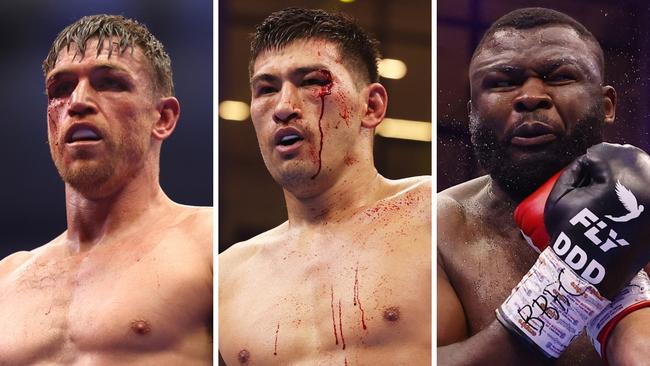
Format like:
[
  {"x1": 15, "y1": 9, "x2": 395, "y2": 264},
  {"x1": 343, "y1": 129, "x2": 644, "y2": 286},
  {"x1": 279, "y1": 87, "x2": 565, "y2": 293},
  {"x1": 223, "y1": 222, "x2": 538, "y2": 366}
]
[
  {"x1": 249, "y1": 7, "x2": 381, "y2": 84},
  {"x1": 472, "y1": 7, "x2": 605, "y2": 79},
  {"x1": 43, "y1": 14, "x2": 174, "y2": 96}
]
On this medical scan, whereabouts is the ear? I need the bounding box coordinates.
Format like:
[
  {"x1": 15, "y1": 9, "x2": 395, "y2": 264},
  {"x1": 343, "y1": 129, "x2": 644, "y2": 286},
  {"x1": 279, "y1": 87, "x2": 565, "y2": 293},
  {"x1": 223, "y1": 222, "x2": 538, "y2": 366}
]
[
  {"x1": 152, "y1": 96, "x2": 180, "y2": 140},
  {"x1": 601, "y1": 85, "x2": 616, "y2": 125},
  {"x1": 360, "y1": 83, "x2": 388, "y2": 129}
]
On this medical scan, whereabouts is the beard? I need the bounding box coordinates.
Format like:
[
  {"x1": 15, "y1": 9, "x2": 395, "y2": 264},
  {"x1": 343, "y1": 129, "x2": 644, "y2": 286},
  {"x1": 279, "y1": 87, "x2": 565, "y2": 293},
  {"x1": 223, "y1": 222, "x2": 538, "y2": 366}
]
[
  {"x1": 469, "y1": 104, "x2": 605, "y2": 202},
  {"x1": 50, "y1": 130, "x2": 147, "y2": 195}
]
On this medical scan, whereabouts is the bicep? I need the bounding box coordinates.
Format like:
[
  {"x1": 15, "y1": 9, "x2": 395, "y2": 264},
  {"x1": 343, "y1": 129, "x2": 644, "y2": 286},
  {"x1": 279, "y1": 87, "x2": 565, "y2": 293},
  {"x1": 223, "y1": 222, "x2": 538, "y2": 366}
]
[{"x1": 437, "y1": 261, "x2": 468, "y2": 345}]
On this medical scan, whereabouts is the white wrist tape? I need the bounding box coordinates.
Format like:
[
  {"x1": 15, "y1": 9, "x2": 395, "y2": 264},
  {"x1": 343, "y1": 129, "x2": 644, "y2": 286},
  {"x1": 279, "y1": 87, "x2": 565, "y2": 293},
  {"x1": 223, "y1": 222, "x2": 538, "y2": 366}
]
[
  {"x1": 497, "y1": 248, "x2": 610, "y2": 358},
  {"x1": 587, "y1": 269, "x2": 650, "y2": 358}
]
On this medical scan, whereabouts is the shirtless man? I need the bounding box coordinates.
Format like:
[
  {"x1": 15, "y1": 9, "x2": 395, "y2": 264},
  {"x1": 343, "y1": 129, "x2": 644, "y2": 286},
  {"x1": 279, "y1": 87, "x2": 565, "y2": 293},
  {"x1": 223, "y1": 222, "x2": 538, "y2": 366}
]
[
  {"x1": 0, "y1": 15, "x2": 212, "y2": 365},
  {"x1": 219, "y1": 8, "x2": 431, "y2": 365},
  {"x1": 438, "y1": 8, "x2": 650, "y2": 366}
]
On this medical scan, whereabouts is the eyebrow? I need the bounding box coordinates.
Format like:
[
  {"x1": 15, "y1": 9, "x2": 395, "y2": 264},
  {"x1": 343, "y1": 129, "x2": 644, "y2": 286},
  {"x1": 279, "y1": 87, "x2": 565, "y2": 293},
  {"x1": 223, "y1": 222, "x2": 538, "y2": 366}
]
[
  {"x1": 46, "y1": 63, "x2": 131, "y2": 85},
  {"x1": 474, "y1": 58, "x2": 584, "y2": 78},
  {"x1": 250, "y1": 65, "x2": 328, "y2": 86}
]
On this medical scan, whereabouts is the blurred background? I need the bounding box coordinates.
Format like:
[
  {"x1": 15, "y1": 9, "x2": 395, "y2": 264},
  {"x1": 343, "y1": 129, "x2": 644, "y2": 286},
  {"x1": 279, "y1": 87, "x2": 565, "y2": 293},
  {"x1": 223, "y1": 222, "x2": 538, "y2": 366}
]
[
  {"x1": 0, "y1": 0, "x2": 212, "y2": 259},
  {"x1": 219, "y1": 0, "x2": 432, "y2": 253},
  {"x1": 438, "y1": 0, "x2": 650, "y2": 192}
]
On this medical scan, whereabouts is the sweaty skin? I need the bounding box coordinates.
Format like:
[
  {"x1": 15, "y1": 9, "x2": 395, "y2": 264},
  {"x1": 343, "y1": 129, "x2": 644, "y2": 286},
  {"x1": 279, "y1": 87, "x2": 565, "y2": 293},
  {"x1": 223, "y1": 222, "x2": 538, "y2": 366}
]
[
  {"x1": 0, "y1": 39, "x2": 212, "y2": 365},
  {"x1": 438, "y1": 25, "x2": 650, "y2": 366},
  {"x1": 438, "y1": 176, "x2": 600, "y2": 365},
  {"x1": 220, "y1": 178, "x2": 431, "y2": 366},
  {"x1": 221, "y1": 38, "x2": 431, "y2": 365}
]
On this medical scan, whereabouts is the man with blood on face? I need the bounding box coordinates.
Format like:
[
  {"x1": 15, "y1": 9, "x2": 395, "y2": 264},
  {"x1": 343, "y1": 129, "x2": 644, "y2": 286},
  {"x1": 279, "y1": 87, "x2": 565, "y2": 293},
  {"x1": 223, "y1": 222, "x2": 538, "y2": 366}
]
[
  {"x1": 438, "y1": 7, "x2": 650, "y2": 366},
  {"x1": 219, "y1": 8, "x2": 431, "y2": 366},
  {"x1": 0, "y1": 15, "x2": 212, "y2": 365}
]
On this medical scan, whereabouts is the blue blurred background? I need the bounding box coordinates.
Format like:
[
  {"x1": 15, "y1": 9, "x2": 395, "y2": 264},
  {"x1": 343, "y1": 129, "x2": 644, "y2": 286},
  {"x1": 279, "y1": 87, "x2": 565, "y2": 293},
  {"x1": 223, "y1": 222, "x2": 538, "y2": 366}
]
[{"x1": 0, "y1": 0, "x2": 213, "y2": 258}]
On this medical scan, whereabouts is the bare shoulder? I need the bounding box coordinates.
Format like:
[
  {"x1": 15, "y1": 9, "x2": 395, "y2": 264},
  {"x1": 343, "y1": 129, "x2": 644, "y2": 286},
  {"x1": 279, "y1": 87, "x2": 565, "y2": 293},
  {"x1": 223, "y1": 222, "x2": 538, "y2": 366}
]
[
  {"x1": 0, "y1": 234, "x2": 66, "y2": 279},
  {"x1": 0, "y1": 250, "x2": 33, "y2": 278},
  {"x1": 219, "y1": 222, "x2": 287, "y2": 294},
  {"x1": 172, "y1": 204, "x2": 213, "y2": 251},
  {"x1": 389, "y1": 175, "x2": 431, "y2": 198},
  {"x1": 437, "y1": 176, "x2": 490, "y2": 259},
  {"x1": 219, "y1": 223, "x2": 286, "y2": 273},
  {"x1": 384, "y1": 175, "x2": 432, "y2": 215},
  {"x1": 174, "y1": 205, "x2": 213, "y2": 232},
  {"x1": 437, "y1": 175, "x2": 489, "y2": 222}
]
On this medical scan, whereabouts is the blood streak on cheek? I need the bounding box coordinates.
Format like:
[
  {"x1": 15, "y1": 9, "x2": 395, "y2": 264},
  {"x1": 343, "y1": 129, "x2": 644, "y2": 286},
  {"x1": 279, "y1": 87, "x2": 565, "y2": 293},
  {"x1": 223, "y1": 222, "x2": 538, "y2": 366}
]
[
  {"x1": 335, "y1": 90, "x2": 352, "y2": 128},
  {"x1": 310, "y1": 69, "x2": 333, "y2": 180}
]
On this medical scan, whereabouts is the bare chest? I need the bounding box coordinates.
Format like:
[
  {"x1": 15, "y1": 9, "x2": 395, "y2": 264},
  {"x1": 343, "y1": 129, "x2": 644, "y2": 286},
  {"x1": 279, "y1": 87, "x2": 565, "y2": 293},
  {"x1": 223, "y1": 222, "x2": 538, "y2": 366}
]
[
  {"x1": 0, "y1": 241, "x2": 210, "y2": 364},
  {"x1": 221, "y1": 220, "x2": 430, "y2": 365}
]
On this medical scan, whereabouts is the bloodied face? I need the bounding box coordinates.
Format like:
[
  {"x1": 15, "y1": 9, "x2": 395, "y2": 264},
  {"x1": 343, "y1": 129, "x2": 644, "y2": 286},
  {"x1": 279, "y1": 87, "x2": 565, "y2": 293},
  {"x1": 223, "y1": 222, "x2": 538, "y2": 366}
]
[
  {"x1": 468, "y1": 26, "x2": 615, "y2": 200},
  {"x1": 45, "y1": 38, "x2": 162, "y2": 196},
  {"x1": 250, "y1": 39, "x2": 369, "y2": 195}
]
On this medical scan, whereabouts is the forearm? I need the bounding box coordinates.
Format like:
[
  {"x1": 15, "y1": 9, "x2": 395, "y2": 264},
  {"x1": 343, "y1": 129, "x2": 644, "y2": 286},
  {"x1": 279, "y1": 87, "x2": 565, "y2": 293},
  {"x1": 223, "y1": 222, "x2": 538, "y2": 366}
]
[
  {"x1": 606, "y1": 308, "x2": 650, "y2": 366},
  {"x1": 437, "y1": 321, "x2": 550, "y2": 366}
]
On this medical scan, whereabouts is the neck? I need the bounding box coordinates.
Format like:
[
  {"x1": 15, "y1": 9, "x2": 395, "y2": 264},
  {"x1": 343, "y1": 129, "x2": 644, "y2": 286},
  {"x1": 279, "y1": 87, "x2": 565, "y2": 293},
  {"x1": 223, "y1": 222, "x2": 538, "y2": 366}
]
[
  {"x1": 63, "y1": 162, "x2": 169, "y2": 253},
  {"x1": 283, "y1": 159, "x2": 386, "y2": 227},
  {"x1": 481, "y1": 177, "x2": 518, "y2": 220}
]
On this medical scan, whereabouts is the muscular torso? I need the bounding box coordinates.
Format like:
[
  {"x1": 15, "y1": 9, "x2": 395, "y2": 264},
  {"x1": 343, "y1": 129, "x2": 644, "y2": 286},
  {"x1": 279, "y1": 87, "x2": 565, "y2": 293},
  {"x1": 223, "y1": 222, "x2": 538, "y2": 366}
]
[
  {"x1": 438, "y1": 176, "x2": 601, "y2": 365},
  {"x1": 219, "y1": 178, "x2": 431, "y2": 366},
  {"x1": 0, "y1": 206, "x2": 212, "y2": 366}
]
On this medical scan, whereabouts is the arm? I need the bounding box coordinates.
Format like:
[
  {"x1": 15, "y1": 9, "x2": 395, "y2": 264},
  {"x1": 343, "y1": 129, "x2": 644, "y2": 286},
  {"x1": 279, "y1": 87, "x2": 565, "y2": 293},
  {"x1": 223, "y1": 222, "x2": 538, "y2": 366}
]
[
  {"x1": 606, "y1": 308, "x2": 650, "y2": 365},
  {"x1": 437, "y1": 260, "x2": 549, "y2": 365},
  {"x1": 436, "y1": 195, "x2": 548, "y2": 365}
]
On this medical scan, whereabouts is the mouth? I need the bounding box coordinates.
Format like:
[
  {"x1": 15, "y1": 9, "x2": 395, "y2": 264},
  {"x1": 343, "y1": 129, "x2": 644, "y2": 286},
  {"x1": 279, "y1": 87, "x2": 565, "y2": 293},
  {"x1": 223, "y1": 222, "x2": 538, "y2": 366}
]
[
  {"x1": 510, "y1": 122, "x2": 557, "y2": 147},
  {"x1": 274, "y1": 128, "x2": 305, "y2": 147},
  {"x1": 65, "y1": 124, "x2": 103, "y2": 144}
]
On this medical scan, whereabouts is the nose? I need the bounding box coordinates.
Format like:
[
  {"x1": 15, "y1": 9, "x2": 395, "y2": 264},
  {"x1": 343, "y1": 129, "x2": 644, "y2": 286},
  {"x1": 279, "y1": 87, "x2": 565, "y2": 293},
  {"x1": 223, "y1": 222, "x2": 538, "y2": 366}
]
[
  {"x1": 513, "y1": 78, "x2": 553, "y2": 112},
  {"x1": 273, "y1": 83, "x2": 301, "y2": 123},
  {"x1": 68, "y1": 79, "x2": 98, "y2": 117}
]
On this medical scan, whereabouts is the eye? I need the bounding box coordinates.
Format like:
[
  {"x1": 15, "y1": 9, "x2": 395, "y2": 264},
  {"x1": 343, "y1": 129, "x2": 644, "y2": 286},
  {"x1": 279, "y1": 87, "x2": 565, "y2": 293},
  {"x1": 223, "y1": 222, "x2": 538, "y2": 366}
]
[
  {"x1": 484, "y1": 78, "x2": 517, "y2": 91},
  {"x1": 254, "y1": 85, "x2": 277, "y2": 97},
  {"x1": 302, "y1": 78, "x2": 329, "y2": 86},
  {"x1": 47, "y1": 80, "x2": 76, "y2": 99},
  {"x1": 544, "y1": 73, "x2": 575, "y2": 85},
  {"x1": 95, "y1": 76, "x2": 127, "y2": 91}
]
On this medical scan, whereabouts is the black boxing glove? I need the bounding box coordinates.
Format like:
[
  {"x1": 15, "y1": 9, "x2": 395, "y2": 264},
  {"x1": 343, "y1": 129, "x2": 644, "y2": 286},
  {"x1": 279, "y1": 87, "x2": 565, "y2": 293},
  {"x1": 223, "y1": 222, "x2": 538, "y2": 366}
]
[
  {"x1": 545, "y1": 143, "x2": 650, "y2": 299},
  {"x1": 497, "y1": 143, "x2": 650, "y2": 358}
]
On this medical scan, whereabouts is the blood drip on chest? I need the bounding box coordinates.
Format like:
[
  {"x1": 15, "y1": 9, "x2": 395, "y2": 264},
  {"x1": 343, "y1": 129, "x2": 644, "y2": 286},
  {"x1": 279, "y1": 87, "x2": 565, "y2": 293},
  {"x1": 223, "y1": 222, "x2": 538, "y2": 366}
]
[
  {"x1": 338, "y1": 299, "x2": 346, "y2": 350},
  {"x1": 273, "y1": 322, "x2": 279, "y2": 355},
  {"x1": 353, "y1": 265, "x2": 367, "y2": 330},
  {"x1": 331, "y1": 286, "x2": 339, "y2": 345},
  {"x1": 310, "y1": 69, "x2": 333, "y2": 180}
]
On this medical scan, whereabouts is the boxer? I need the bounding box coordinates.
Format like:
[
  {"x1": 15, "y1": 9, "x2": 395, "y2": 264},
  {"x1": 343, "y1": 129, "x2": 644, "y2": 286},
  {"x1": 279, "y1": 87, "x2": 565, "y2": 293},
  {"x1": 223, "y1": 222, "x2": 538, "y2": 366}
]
[
  {"x1": 0, "y1": 15, "x2": 212, "y2": 365},
  {"x1": 438, "y1": 7, "x2": 650, "y2": 366},
  {"x1": 219, "y1": 8, "x2": 431, "y2": 365}
]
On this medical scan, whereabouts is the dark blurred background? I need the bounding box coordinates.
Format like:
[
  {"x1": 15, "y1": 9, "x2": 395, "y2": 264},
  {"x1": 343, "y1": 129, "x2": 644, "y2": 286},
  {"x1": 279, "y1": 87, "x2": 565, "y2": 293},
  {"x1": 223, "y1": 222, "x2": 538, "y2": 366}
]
[
  {"x1": 0, "y1": 0, "x2": 212, "y2": 259},
  {"x1": 219, "y1": 0, "x2": 432, "y2": 253},
  {"x1": 438, "y1": 0, "x2": 650, "y2": 192}
]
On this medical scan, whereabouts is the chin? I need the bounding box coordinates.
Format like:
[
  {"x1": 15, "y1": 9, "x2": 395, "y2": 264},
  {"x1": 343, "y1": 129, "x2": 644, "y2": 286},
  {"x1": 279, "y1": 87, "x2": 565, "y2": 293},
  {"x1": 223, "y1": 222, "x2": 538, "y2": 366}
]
[
  {"x1": 56, "y1": 158, "x2": 113, "y2": 190},
  {"x1": 271, "y1": 168, "x2": 324, "y2": 197}
]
